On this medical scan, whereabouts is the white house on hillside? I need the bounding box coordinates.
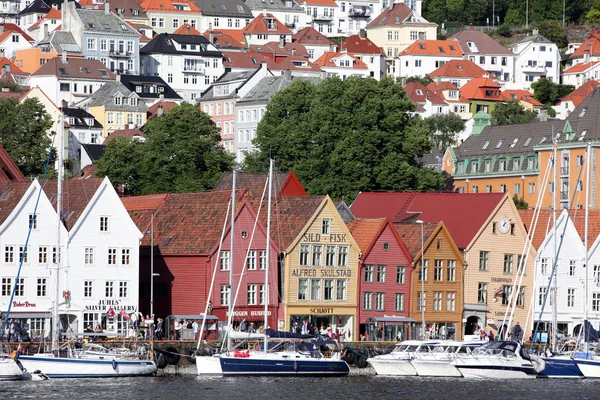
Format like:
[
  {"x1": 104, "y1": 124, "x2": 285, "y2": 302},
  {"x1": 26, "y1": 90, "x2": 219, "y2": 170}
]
[{"x1": 508, "y1": 29, "x2": 560, "y2": 90}]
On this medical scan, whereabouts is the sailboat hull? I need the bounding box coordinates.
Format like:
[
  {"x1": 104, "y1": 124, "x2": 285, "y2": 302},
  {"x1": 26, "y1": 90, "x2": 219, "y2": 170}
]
[
  {"x1": 0, "y1": 358, "x2": 29, "y2": 380},
  {"x1": 196, "y1": 355, "x2": 223, "y2": 376},
  {"x1": 574, "y1": 359, "x2": 600, "y2": 378},
  {"x1": 18, "y1": 355, "x2": 157, "y2": 378},
  {"x1": 218, "y1": 353, "x2": 350, "y2": 377},
  {"x1": 539, "y1": 357, "x2": 583, "y2": 378}
]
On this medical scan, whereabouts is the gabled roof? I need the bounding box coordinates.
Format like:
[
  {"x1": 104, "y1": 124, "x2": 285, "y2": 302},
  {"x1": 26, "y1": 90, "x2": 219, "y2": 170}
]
[
  {"x1": 139, "y1": 0, "x2": 201, "y2": 12},
  {"x1": 351, "y1": 192, "x2": 506, "y2": 249},
  {"x1": 0, "y1": 57, "x2": 23, "y2": 74},
  {"x1": 214, "y1": 171, "x2": 308, "y2": 196},
  {"x1": 501, "y1": 89, "x2": 543, "y2": 107},
  {"x1": 348, "y1": 218, "x2": 412, "y2": 261},
  {"x1": 570, "y1": 28, "x2": 600, "y2": 59},
  {"x1": 147, "y1": 100, "x2": 178, "y2": 118},
  {"x1": 293, "y1": 26, "x2": 335, "y2": 47},
  {"x1": 120, "y1": 74, "x2": 182, "y2": 100},
  {"x1": 28, "y1": 8, "x2": 61, "y2": 31},
  {"x1": 84, "y1": 80, "x2": 148, "y2": 111},
  {"x1": 42, "y1": 178, "x2": 104, "y2": 231},
  {"x1": 173, "y1": 23, "x2": 201, "y2": 35},
  {"x1": 244, "y1": 0, "x2": 303, "y2": 12},
  {"x1": 32, "y1": 57, "x2": 115, "y2": 80},
  {"x1": 200, "y1": 68, "x2": 260, "y2": 99},
  {"x1": 563, "y1": 61, "x2": 600, "y2": 74},
  {"x1": 0, "y1": 145, "x2": 26, "y2": 182},
  {"x1": 140, "y1": 33, "x2": 222, "y2": 57},
  {"x1": 0, "y1": 182, "x2": 35, "y2": 225},
  {"x1": 399, "y1": 39, "x2": 463, "y2": 57},
  {"x1": 560, "y1": 80, "x2": 600, "y2": 107},
  {"x1": 296, "y1": 0, "x2": 336, "y2": 6},
  {"x1": 76, "y1": 8, "x2": 140, "y2": 36},
  {"x1": 367, "y1": 3, "x2": 413, "y2": 29},
  {"x1": 204, "y1": 30, "x2": 246, "y2": 50},
  {"x1": 242, "y1": 13, "x2": 292, "y2": 36},
  {"x1": 450, "y1": 28, "x2": 513, "y2": 55},
  {"x1": 236, "y1": 75, "x2": 292, "y2": 105},
  {"x1": 61, "y1": 107, "x2": 103, "y2": 128},
  {"x1": 222, "y1": 50, "x2": 267, "y2": 69},
  {"x1": 0, "y1": 23, "x2": 35, "y2": 43},
  {"x1": 40, "y1": 30, "x2": 81, "y2": 55},
  {"x1": 394, "y1": 221, "x2": 439, "y2": 259},
  {"x1": 313, "y1": 51, "x2": 368, "y2": 69},
  {"x1": 251, "y1": 41, "x2": 309, "y2": 59},
  {"x1": 194, "y1": 0, "x2": 253, "y2": 17},
  {"x1": 428, "y1": 59, "x2": 489, "y2": 78},
  {"x1": 101, "y1": 0, "x2": 147, "y2": 19},
  {"x1": 340, "y1": 34, "x2": 384, "y2": 56},
  {"x1": 103, "y1": 128, "x2": 144, "y2": 144},
  {"x1": 517, "y1": 33, "x2": 553, "y2": 45},
  {"x1": 459, "y1": 77, "x2": 503, "y2": 101},
  {"x1": 404, "y1": 81, "x2": 447, "y2": 106},
  {"x1": 20, "y1": 0, "x2": 79, "y2": 16}
]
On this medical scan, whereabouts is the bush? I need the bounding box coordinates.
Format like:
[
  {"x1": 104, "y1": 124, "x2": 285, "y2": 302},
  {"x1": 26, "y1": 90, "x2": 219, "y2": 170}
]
[{"x1": 497, "y1": 24, "x2": 512, "y2": 37}]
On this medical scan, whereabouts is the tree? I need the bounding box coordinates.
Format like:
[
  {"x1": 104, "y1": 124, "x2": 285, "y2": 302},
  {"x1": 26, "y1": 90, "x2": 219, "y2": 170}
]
[
  {"x1": 96, "y1": 103, "x2": 234, "y2": 195},
  {"x1": 531, "y1": 79, "x2": 574, "y2": 105},
  {"x1": 424, "y1": 113, "x2": 465, "y2": 153},
  {"x1": 0, "y1": 80, "x2": 23, "y2": 92},
  {"x1": 513, "y1": 194, "x2": 529, "y2": 210},
  {"x1": 0, "y1": 98, "x2": 53, "y2": 177},
  {"x1": 491, "y1": 100, "x2": 537, "y2": 125},
  {"x1": 243, "y1": 77, "x2": 445, "y2": 201},
  {"x1": 537, "y1": 20, "x2": 568, "y2": 49},
  {"x1": 405, "y1": 76, "x2": 434, "y2": 86},
  {"x1": 586, "y1": 8, "x2": 600, "y2": 24}
]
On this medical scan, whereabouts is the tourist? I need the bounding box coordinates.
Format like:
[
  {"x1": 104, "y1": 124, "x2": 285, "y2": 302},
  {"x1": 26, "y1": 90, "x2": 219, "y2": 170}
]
[
  {"x1": 155, "y1": 318, "x2": 164, "y2": 339},
  {"x1": 192, "y1": 319, "x2": 199, "y2": 340},
  {"x1": 248, "y1": 322, "x2": 256, "y2": 333},
  {"x1": 511, "y1": 322, "x2": 523, "y2": 343},
  {"x1": 175, "y1": 320, "x2": 183, "y2": 340}
]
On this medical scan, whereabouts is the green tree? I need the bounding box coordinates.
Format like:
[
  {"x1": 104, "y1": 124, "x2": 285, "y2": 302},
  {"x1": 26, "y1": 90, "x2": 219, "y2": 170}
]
[
  {"x1": 531, "y1": 79, "x2": 559, "y2": 104},
  {"x1": 96, "y1": 103, "x2": 234, "y2": 195},
  {"x1": 503, "y1": 9, "x2": 525, "y2": 26},
  {"x1": 0, "y1": 80, "x2": 23, "y2": 92},
  {"x1": 243, "y1": 77, "x2": 445, "y2": 201},
  {"x1": 586, "y1": 8, "x2": 600, "y2": 24},
  {"x1": 491, "y1": 100, "x2": 537, "y2": 125},
  {"x1": 513, "y1": 194, "x2": 529, "y2": 210},
  {"x1": 405, "y1": 76, "x2": 434, "y2": 86},
  {"x1": 537, "y1": 20, "x2": 567, "y2": 48},
  {"x1": 0, "y1": 98, "x2": 53, "y2": 177},
  {"x1": 424, "y1": 113, "x2": 465, "y2": 153}
]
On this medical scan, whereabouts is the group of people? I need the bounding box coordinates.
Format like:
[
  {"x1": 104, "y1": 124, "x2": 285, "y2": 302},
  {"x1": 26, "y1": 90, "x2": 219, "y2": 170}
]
[
  {"x1": 5, "y1": 320, "x2": 30, "y2": 342},
  {"x1": 296, "y1": 319, "x2": 342, "y2": 340}
]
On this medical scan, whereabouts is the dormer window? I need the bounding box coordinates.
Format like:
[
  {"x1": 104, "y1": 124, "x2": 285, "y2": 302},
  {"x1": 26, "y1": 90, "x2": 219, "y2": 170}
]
[
  {"x1": 416, "y1": 89, "x2": 422, "y2": 95},
  {"x1": 114, "y1": 96, "x2": 122, "y2": 105},
  {"x1": 265, "y1": 18, "x2": 276, "y2": 29},
  {"x1": 132, "y1": 9, "x2": 139, "y2": 15},
  {"x1": 130, "y1": 96, "x2": 137, "y2": 106}
]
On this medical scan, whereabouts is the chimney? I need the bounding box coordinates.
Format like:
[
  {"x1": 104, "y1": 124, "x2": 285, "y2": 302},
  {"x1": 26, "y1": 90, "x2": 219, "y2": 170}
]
[
  {"x1": 284, "y1": 69, "x2": 291, "y2": 81},
  {"x1": 469, "y1": 23, "x2": 473, "y2": 30},
  {"x1": 62, "y1": 0, "x2": 68, "y2": 31},
  {"x1": 186, "y1": 25, "x2": 190, "y2": 35},
  {"x1": 104, "y1": 2, "x2": 110, "y2": 15},
  {"x1": 532, "y1": 27, "x2": 539, "y2": 35},
  {"x1": 279, "y1": 35, "x2": 285, "y2": 48},
  {"x1": 43, "y1": 23, "x2": 48, "y2": 38},
  {"x1": 538, "y1": 111, "x2": 548, "y2": 122},
  {"x1": 585, "y1": 49, "x2": 590, "y2": 64},
  {"x1": 388, "y1": 0, "x2": 394, "y2": 11},
  {"x1": 61, "y1": 50, "x2": 67, "y2": 63},
  {"x1": 209, "y1": 32, "x2": 215, "y2": 43},
  {"x1": 157, "y1": 103, "x2": 164, "y2": 116},
  {"x1": 61, "y1": 99, "x2": 68, "y2": 108},
  {"x1": 263, "y1": 9, "x2": 267, "y2": 16},
  {"x1": 208, "y1": 22, "x2": 212, "y2": 30},
  {"x1": 159, "y1": 93, "x2": 164, "y2": 101},
  {"x1": 359, "y1": 28, "x2": 366, "y2": 39}
]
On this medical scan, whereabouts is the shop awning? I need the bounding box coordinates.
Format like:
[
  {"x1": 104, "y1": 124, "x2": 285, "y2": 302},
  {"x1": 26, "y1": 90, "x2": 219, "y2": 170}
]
[
  {"x1": 7, "y1": 312, "x2": 52, "y2": 319},
  {"x1": 374, "y1": 317, "x2": 416, "y2": 323}
]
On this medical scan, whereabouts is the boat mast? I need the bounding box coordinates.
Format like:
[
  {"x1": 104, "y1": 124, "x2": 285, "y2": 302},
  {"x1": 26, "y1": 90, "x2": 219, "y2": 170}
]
[
  {"x1": 52, "y1": 114, "x2": 64, "y2": 353},
  {"x1": 264, "y1": 159, "x2": 273, "y2": 351},
  {"x1": 227, "y1": 169, "x2": 236, "y2": 352},
  {"x1": 552, "y1": 140, "x2": 558, "y2": 352},
  {"x1": 584, "y1": 142, "x2": 591, "y2": 339}
]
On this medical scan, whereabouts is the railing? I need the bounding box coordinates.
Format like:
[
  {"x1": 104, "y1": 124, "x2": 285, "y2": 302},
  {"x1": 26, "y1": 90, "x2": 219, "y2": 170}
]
[
  {"x1": 183, "y1": 66, "x2": 205, "y2": 73},
  {"x1": 312, "y1": 14, "x2": 333, "y2": 21},
  {"x1": 108, "y1": 49, "x2": 131, "y2": 57},
  {"x1": 348, "y1": 9, "x2": 371, "y2": 18}
]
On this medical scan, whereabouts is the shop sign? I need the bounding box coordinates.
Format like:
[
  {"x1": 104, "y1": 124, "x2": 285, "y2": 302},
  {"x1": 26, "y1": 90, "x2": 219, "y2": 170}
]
[
  {"x1": 303, "y1": 233, "x2": 347, "y2": 243},
  {"x1": 85, "y1": 300, "x2": 136, "y2": 312},
  {"x1": 309, "y1": 307, "x2": 334, "y2": 314},
  {"x1": 491, "y1": 277, "x2": 512, "y2": 283},
  {"x1": 291, "y1": 268, "x2": 352, "y2": 277},
  {"x1": 226, "y1": 310, "x2": 272, "y2": 317},
  {"x1": 13, "y1": 301, "x2": 36, "y2": 308}
]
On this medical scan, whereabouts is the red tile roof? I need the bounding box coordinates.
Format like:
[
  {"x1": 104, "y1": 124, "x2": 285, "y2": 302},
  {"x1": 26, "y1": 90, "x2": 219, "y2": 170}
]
[
  {"x1": 313, "y1": 52, "x2": 368, "y2": 70},
  {"x1": 32, "y1": 57, "x2": 115, "y2": 80},
  {"x1": 222, "y1": 50, "x2": 321, "y2": 72},
  {"x1": 404, "y1": 81, "x2": 447, "y2": 106},
  {"x1": 42, "y1": 178, "x2": 104, "y2": 231},
  {"x1": 399, "y1": 40, "x2": 464, "y2": 56},
  {"x1": 122, "y1": 193, "x2": 169, "y2": 212},
  {"x1": 72, "y1": 163, "x2": 97, "y2": 179},
  {"x1": 563, "y1": 61, "x2": 600, "y2": 74},
  {"x1": 28, "y1": 8, "x2": 61, "y2": 31},
  {"x1": 426, "y1": 81, "x2": 460, "y2": 101},
  {"x1": 347, "y1": 218, "x2": 386, "y2": 252},
  {"x1": 427, "y1": 59, "x2": 489, "y2": 79},
  {"x1": 204, "y1": 29, "x2": 245, "y2": 45},
  {"x1": 394, "y1": 221, "x2": 439, "y2": 259},
  {"x1": 0, "y1": 181, "x2": 33, "y2": 225},
  {"x1": 501, "y1": 89, "x2": 543, "y2": 107},
  {"x1": 367, "y1": 3, "x2": 413, "y2": 29},
  {"x1": 103, "y1": 128, "x2": 144, "y2": 144},
  {"x1": 460, "y1": 77, "x2": 503, "y2": 101},
  {"x1": 519, "y1": 209, "x2": 600, "y2": 250},
  {"x1": 560, "y1": 80, "x2": 600, "y2": 107},
  {"x1": 173, "y1": 23, "x2": 201, "y2": 35},
  {"x1": 0, "y1": 23, "x2": 34, "y2": 43},
  {"x1": 148, "y1": 100, "x2": 178, "y2": 118},
  {"x1": 0, "y1": 144, "x2": 26, "y2": 182},
  {"x1": 139, "y1": 0, "x2": 200, "y2": 12},
  {"x1": 203, "y1": 30, "x2": 246, "y2": 50},
  {"x1": 340, "y1": 34, "x2": 385, "y2": 56},
  {"x1": 293, "y1": 26, "x2": 335, "y2": 46},
  {"x1": 251, "y1": 41, "x2": 309, "y2": 59},
  {"x1": 242, "y1": 14, "x2": 292, "y2": 36},
  {"x1": 0, "y1": 57, "x2": 23, "y2": 74},
  {"x1": 450, "y1": 28, "x2": 513, "y2": 55},
  {"x1": 351, "y1": 192, "x2": 506, "y2": 249},
  {"x1": 214, "y1": 171, "x2": 308, "y2": 197},
  {"x1": 570, "y1": 29, "x2": 600, "y2": 59}
]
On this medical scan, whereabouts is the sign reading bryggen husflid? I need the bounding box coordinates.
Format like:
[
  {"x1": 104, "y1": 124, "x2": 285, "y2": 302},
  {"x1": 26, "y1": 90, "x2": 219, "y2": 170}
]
[{"x1": 283, "y1": 196, "x2": 360, "y2": 340}]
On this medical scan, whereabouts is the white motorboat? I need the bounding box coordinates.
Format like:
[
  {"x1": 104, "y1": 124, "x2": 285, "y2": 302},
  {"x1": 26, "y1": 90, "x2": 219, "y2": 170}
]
[
  {"x1": 410, "y1": 340, "x2": 484, "y2": 377},
  {"x1": 367, "y1": 340, "x2": 439, "y2": 376},
  {"x1": 453, "y1": 340, "x2": 539, "y2": 379},
  {"x1": 0, "y1": 357, "x2": 30, "y2": 380}
]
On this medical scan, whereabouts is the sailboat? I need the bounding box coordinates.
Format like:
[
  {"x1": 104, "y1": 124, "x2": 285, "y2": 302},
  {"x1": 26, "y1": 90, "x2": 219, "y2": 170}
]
[
  {"x1": 197, "y1": 161, "x2": 349, "y2": 377},
  {"x1": 17, "y1": 115, "x2": 157, "y2": 378}
]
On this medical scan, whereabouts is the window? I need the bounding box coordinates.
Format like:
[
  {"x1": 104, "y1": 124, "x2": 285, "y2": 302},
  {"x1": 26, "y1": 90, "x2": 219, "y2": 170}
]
[
  {"x1": 105, "y1": 281, "x2": 114, "y2": 298},
  {"x1": 84, "y1": 280, "x2": 93, "y2": 298},
  {"x1": 260, "y1": 284, "x2": 266, "y2": 305},
  {"x1": 447, "y1": 260, "x2": 456, "y2": 281},
  {"x1": 322, "y1": 218, "x2": 331, "y2": 235},
  {"x1": 336, "y1": 279, "x2": 347, "y2": 300},
  {"x1": 419, "y1": 259, "x2": 428, "y2": 281},
  {"x1": 364, "y1": 264, "x2": 374, "y2": 282},
  {"x1": 541, "y1": 258, "x2": 548, "y2": 275},
  {"x1": 311, "y1": 279, "x2": 321, "y2": 300},
  {"x1": 100, "y1": 216, "x2": 109, "y2": 232},
  {"x1": 594, "y1": 293, "x2": 600, "y2": 311},
  {"x1": 117, "y1": 281, "x2": 127, "y2": 298},
  {"x1": 338, "y1": 246, "x2": 348, "y2": 267},
  {"x1": 417, "y1": 291, "x2": 426, "y2": 311},
  {"x1": 570, "y1": 260, "x2": 576, "y2": 276},
  {"x1": 502, "y1": 285, "x2": 512, "y2": 305},
  {"x1": 259, "y1": 250, "x2": 267, "y2": 270},
  {"x1": 538, "y1": 286, "x2": 546, "y2": 306},
  {"x1": 324, "y1": 279, "x2": 334, "y2": 300},
  {"x1": 108, "y1": 248, "x2": 117, "y2": 265},
  {"x1": 529, "y1": 182, "x2": 535, "y2": 194},
  {"x1": 375, "y1": 292, "x2": 385, "y2": 311},
  {"x1": 415, "y1": 60, "x2": 422, "y2": 67},
  {"x1": 28, "y1": 214, "x2": 38, "y2": 230},
  {"x1": 14, "y1": 278, "x2": 24, "y2": 296},
  {"x1": 159, "y1": 18, "x2": 164, "y2": 28},
  {"x1": 478, "y1": 283, "x2": 487, "y2": 303},
  {"x1": 396, "y1": 266, "x2": 406, "y2": 284},
  {"x1": 517, "y1": 255, "x2": 525, "y2": 274},
  {"x1": 247, "y1": 284, "x2": 257, "y2": 305},
  {"x1": 312, "y1": 245, "x2": 322, "y2": 266},
  {"x1": 433, "y1": 292, "x2": 442, "y2": 311},
  {"x1": 394, "y1": 293, "x2": 405, "y2": 312},
  {"x1": 4, "y1": 245, "x2": 13, "y2": 263},
  {"x1": 500, "y1": 184, "x2": 506, "y2": 193},
  {"x1": 173, "y1": 18, "x2": 179, "y2": 29},
  {"x1": 326, "y1": 245, "x2": 336, "y2": 267},
  {"x1": 434, "y1": 260, "x2": 443, "y2": 281},
  {"x1": 298, "y1": 279, "x2": 308, "y2": 300},
  {"x1": 447, "y1": 292, "x2": 456, "y2": 311},
  {"x1": 376, "y1": 265, "x2": 386, "y2": 283},
  {"x1": 299, "y1": 245, "x2": 309, "y2": 266},
  {"x1": 114, "y1": 96, "x2": 122, "y2": 106},
  {"x1": 567, "y1": 288, "x2": 575, "y2": 307},
  {"x1": 87, "y1": 38, "x2": 96, "y2": 50},
  {"x1": 219, "y1": 285, "x2": 230, "y2": 306},
  {"x1": 246, "y1": 250, "x2": 257, "y2": 270},
  {"x1": 60, "y1": 83, "x2": 70, "y2": 92},
  {"x1": 37, "y1": 278, "x2": 47, "y2": 297},
  {"x1": 363, "y1": 292, "x2": 372, "y2": 310},
  {"x1": 479, "y1": 251, "x2": 489, "y2": 270},
  {"x1": 503, "y1": 254, "x2": 513, "y2": 274},
  {"x1": 85, "y1": 247, "x2": 94, "y2": 265},
  {"x1": 36, "y1": 246, "x2": 48, "y2": 265},
  {"x1": 18, "y1": 246, "x2": 28, "y2": 264},
  {"x1": 220, "y1": 251, "x2": 230, "y2": 270}
]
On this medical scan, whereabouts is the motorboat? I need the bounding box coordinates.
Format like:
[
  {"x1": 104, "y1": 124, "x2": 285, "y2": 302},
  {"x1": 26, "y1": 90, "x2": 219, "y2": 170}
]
[
  {"x1": 367, "y1": 340, "x2": 440, "y2": 376},
  {"x1": 0, "y1": 357, "x2": 30, "y2": 380},
  {"x1": 453, "y1": 340, "x2": 540, "y2": 379},
  {"x1": 410, "y1": 340, "x2": 484, "y2": 377}
]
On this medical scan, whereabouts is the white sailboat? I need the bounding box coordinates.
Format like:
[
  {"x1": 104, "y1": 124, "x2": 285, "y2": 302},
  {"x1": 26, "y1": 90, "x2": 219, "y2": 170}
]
[{"x1": 18, "y1": 115, "x2": 157, "y2": 378}]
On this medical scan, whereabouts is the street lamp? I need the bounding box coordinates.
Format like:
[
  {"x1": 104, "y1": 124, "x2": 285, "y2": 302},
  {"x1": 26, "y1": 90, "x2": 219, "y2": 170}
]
[{"x1": 416, "y1": 220, "x2": 425, "y2": 340}]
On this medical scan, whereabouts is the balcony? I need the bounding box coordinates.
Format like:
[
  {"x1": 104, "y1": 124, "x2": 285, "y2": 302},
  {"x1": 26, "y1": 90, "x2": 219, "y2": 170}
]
[
  {"x1": 560, "y1": 191, "x2": 569, "y2": 201},
  {"x1": 284, "y1": 22, "x2": 295, "y2": 29},
  {"x1": 312, "y1": 14, "x2": 333, "y2": 21},
  {"x1": 348, "y1": 8, "x2": 371, "y2": 18},
  {"x1": 521, "y1": 63, "x2": 546, "y2": 73},
  {"x1": 183, "y1": 65, "x2": 205, "y2": 74},
  {"x1": 108, "y1": 49, "x2": 132, "y2": 58}
]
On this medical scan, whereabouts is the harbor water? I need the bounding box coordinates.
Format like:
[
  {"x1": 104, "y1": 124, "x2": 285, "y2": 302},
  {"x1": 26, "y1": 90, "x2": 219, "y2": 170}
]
[{"x1": 3, "y1": 374, "x2": 600, "y2": 399}]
